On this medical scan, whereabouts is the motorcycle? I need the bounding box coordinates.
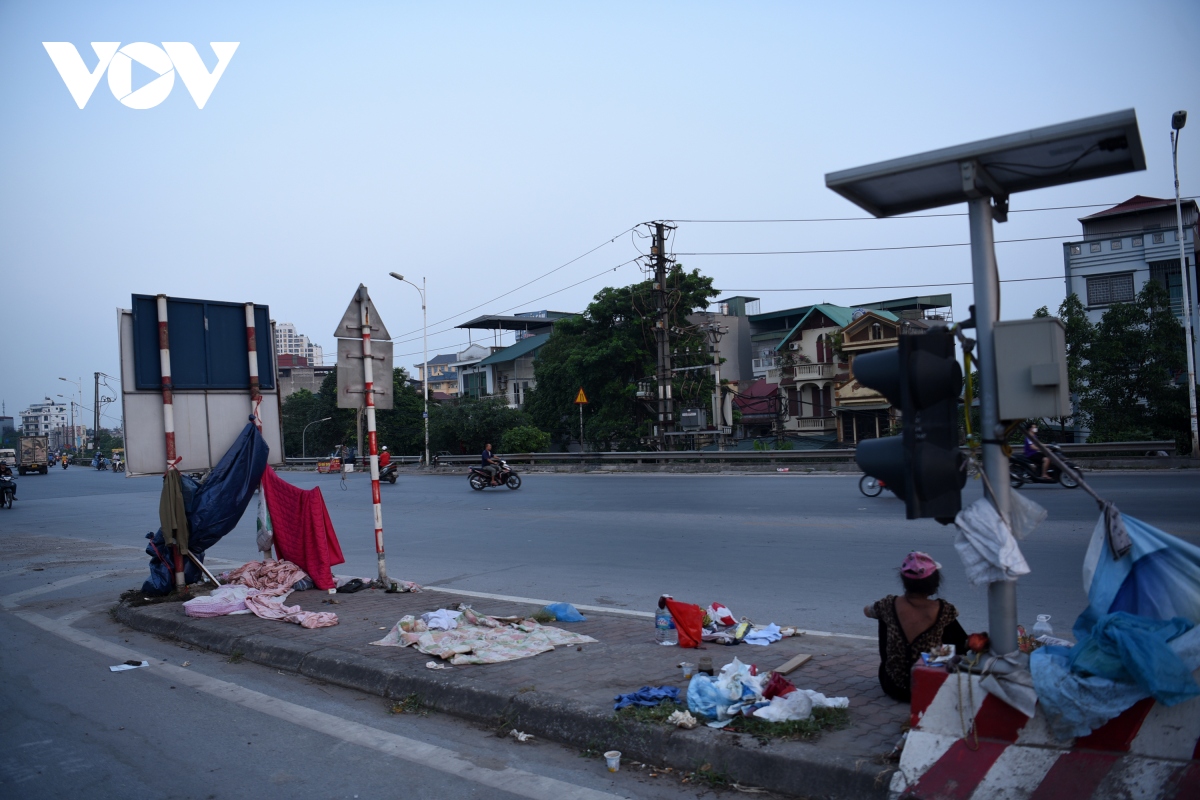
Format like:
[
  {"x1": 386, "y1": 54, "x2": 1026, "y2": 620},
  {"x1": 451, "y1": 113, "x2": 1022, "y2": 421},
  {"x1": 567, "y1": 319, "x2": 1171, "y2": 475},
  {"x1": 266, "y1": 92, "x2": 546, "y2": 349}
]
[
  {"x1": 379, "y1": 461, "x2": 398, "y2": 484},
  {"x1": 111, "y1": 458, "x2": 124, "y2": 473},
  {"x1": 61, "y1": 458, "x2": 68, "y2": 469},
  {"x1": 94, "y1": 458, "x2": 107, "y2": 471},
  {"x1": 469, "y1": 460, "x2": 521, "y2": 491},
  {"x1": 1010, "y1": 444, "x2": 1079, "y2": 489},
  {"x1": 0, "y1": 474, "x2": 16, "y2": 509}
]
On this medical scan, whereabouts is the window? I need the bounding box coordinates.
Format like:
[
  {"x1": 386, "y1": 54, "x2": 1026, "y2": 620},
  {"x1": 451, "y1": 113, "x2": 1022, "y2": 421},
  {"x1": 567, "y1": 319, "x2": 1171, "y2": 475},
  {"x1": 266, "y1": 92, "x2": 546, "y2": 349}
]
[
  {"x1": 1132, "y1": 236, "x2": 1143, "y2": 247},
  {"x1": 1090, "y1": 242, "x2": 1101, "y2": 253},
  {"x1": 1086, "y1": 273, "x2": 1135, "y2": 306},
  {"x1": 1071, "y1": 245, "x2": 1081, "y2": 255},
  {"x1": 1153, "y1": 232, "x2": 1165, "y2": 244},
  {"x1": 1110, "y1": 240, "x2": 1122, "y2": 250},
  {"x1": 870, "y1": 323, "x2": 882, "y2": 340},
  {"x1": 1149, "y1": 260, "x2": 1183, "y2": 316}
]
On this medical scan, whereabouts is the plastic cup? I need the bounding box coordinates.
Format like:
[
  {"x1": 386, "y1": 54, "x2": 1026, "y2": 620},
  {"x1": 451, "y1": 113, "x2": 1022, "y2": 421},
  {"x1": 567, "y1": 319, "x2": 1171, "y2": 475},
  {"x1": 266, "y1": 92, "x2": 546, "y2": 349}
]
[
  {"x1": 680, "y1": 662, "x2": 696, "y2": 679},
  {"x1": 604, "y1": 751, "x2": 621, "y2": 772}
]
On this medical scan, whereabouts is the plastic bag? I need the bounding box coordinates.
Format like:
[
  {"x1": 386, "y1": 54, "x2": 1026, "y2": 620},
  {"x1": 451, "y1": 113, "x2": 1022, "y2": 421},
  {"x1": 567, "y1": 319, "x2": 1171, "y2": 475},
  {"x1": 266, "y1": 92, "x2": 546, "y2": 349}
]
[
  {"x1": 687, "y1": 674, "x2": 727, "y2": 720},
  {"x1": 665, "y1": 598, "x2": 704, "y2": 648},
  {"x1": 753, "y1": 691, "x2": 813, "y2": 722},
  {"x1": 953, "y1": 493, "x2": 1043, "y2": 586},
  {"x1": 543, "y1": 602, "x2": 586, "y2": 622}
]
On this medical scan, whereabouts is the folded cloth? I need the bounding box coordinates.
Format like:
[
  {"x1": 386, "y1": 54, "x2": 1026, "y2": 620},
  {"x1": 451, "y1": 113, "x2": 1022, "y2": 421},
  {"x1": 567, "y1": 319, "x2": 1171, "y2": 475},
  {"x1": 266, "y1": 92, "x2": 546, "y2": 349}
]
[
  {"x1": 614, "y1": 686, "x2": 681, "y2": 711},
  {"x1": 243, "y1": 593, "x2": 338, "y2": 629},
  {"x1": 744, "y1": 623, "x2": 783, "y2": 646},
  {"x1": 223, "y1": 560, "x2": 308, "y2": 594},
  {"x1": 975, "y1": 650, "x2": 1038, "y2": 719},
  {"x1": 184, "y1": 585, "x2": 252, "y2": 618},
  {"x1": 420, "y1": 609, "x2": 462, "y2": 631}
]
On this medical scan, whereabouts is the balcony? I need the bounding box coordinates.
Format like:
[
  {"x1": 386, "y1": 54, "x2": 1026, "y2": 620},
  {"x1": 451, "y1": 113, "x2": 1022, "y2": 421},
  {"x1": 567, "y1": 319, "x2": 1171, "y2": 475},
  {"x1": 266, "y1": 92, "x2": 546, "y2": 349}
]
[
  {"x1": 793, "y1": 363, "x2": 835, "y2": 380},
  {"x1": 797, "y1": 416, "x2": 836, "y2": 431},
  {"x1": 752, "y1": 357, "x2": 780, "y2": 377}
]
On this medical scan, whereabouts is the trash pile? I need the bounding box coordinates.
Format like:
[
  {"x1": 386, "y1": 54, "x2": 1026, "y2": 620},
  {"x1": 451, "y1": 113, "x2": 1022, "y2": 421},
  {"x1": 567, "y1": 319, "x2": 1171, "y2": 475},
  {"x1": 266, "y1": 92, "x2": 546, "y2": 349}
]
[
  {"x1": 687, "y1": 657, "x2": 847, "y2": 728},
  {"x1": 658, "y1": 596, "x2": 796, "y2": 648},
  {"x1": 370, "y1": 605, "x2": 596, "y2": 665},
  {"x1": 183, "y1": 559, "x2": 338, "y2": 629}
]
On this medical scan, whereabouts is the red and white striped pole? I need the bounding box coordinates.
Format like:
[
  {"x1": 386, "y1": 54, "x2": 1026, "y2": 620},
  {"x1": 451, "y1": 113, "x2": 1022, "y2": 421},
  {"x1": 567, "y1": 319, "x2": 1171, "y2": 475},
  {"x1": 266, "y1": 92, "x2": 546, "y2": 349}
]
[
  {"x1": 244, "y1": 303, "x2": 262, "y2": 430},
  {"x1": 359, "y1": 287, "x2": 388, "y2": 584},
  {"x1": 156, "y1": 294, "x2": 186, "y2": 593}
]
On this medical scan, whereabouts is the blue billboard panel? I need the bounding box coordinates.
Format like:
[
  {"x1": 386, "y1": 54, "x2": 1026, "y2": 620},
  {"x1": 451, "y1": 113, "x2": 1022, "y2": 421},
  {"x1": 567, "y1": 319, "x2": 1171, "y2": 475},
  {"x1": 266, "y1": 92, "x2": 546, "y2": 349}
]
[{"x1": 131, "y1": 295, "x2": 275, "y2": 391}]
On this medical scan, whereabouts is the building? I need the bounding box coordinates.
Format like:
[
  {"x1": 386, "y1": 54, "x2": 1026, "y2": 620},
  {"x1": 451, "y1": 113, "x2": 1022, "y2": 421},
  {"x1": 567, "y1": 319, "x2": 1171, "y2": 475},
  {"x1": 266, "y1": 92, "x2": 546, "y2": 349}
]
[
  {"x1": 452, "y1": 313, "x2": 575, "y2": 404},
  {"x1": 277, "y1": 353, "x2": 336, "y2": 401},
  {"x1": 0, "y1": 416, "x2": 14, "y2": 437},
  {"x1": 834, "y1": 311, "x2": 930, "y2": 443},
  {"x1": 274, "y1": 322, "x2": 325, "y2": 367},
  {"x1": 1063, "y1": 195, "x2": 1199, "y2": 367},
  {"x1": 478, "y1": 333, "x2": 549, "y2": 409},
  {"x1": 20, "y1": 398, "x2": 67, "y2": 437},
  {"x1": 415, "y1": 354, "x2": 461, "y2": 397}
]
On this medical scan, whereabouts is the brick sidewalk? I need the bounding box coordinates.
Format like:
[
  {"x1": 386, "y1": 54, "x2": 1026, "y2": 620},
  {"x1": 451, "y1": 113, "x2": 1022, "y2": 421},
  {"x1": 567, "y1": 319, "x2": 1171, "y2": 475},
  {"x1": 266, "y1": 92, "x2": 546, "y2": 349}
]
[{"x1": 118, "y1": 584, "x2": 905, "y2": 797}]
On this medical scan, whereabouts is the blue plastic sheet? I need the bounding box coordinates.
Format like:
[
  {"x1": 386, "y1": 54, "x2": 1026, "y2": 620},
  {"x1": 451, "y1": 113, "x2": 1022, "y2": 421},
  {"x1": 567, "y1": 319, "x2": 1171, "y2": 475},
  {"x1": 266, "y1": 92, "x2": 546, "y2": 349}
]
[
  {"x1": 1030, "y1": 511, "x2": 1200, "y2": 739},
  {"x1": 613, "y1": 686, "x2": 680, "y2": 711},
  {"x1": 542, "y1": 602, "x2": 586, "y2": 622},
  {"x1": 140, "y1": 421, "x2": 269, "y2": 595}
]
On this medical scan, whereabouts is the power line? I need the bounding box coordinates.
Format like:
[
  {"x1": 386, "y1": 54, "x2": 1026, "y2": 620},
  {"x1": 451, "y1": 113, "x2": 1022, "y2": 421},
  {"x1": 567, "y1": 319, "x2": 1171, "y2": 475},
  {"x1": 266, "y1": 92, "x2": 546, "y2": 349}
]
[
  {"x1": 717, "y1": 275, "x2": 1064, "y2": 293},
  {"x1": 677, "y1": 233, "x2": 1088, "y2": 256},
  {"x1": 672, "y1": 198, "x2": 1199, "y2": 223}
]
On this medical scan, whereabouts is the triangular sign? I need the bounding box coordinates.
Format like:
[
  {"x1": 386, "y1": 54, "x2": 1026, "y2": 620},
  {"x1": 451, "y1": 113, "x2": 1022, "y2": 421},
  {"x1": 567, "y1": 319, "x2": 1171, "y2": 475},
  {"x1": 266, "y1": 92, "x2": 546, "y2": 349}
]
[
  {"x1": 574, "y1": 388, "x2": 588, "y2": 404},
  {"x1": 334, "y1": 284, "x2": 392, "y2": 340}
]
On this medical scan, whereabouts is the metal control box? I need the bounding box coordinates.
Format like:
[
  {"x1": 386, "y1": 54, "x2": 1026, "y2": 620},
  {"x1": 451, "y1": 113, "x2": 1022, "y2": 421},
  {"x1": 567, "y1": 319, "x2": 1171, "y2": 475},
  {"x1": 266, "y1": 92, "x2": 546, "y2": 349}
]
[{"x1": 992, "y1": 317, "x2": 1071, "y2": 420}]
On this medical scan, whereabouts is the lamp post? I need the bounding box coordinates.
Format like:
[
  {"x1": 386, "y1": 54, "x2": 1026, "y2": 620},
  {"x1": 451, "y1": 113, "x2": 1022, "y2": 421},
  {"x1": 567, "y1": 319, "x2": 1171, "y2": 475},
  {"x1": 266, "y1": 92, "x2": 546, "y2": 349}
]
[
  {"x1": 302, "y1": 416, "x2": 332, "y2": 460},
  {"x1": 58, "y1": 376, "x2": 81, "y2": 451},
  {"x1": 1171, "y1": 109, "x2": 1199, "y2": 458},
  {"x1": 389, "y1": 272, "x2": 430, "y2": 468}
]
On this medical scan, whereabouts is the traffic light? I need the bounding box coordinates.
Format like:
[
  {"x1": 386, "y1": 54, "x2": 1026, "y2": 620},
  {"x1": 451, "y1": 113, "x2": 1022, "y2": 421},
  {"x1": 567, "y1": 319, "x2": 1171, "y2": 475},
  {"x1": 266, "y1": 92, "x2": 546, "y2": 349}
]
[{"x1": 853, "y1": 328, "x2": 965, "y2": 523}]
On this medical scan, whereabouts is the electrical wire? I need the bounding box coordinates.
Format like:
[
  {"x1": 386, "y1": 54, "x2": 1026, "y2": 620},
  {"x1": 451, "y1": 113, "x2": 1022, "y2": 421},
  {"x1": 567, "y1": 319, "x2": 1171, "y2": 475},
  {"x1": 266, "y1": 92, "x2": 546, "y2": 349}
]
[
  {"x1": 676, "y1": 233, "x2": 1090, "y2": 256},
  {"x1": 716, "y1": 275, "x2": 1063, "y2": 293}
]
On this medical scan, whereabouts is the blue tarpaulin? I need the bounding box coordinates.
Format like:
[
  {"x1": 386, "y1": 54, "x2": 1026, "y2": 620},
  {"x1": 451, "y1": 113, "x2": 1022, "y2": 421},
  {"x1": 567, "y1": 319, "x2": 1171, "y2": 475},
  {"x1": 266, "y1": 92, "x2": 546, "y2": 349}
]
[{"x1": 141, "y1": 421, "x2": 269, "y2": 595}]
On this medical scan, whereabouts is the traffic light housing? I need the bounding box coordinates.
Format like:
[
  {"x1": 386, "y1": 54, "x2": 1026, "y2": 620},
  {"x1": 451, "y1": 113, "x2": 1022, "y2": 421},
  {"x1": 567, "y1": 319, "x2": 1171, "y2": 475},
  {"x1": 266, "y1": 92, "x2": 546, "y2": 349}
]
[{"x1": 853, "y1": 328, "x2": 965, "y2": 523}]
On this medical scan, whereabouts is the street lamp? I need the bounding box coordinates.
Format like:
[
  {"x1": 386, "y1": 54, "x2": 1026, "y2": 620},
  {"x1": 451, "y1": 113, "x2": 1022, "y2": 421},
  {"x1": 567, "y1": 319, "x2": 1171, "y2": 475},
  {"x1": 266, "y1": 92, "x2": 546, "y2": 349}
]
[
  {"x1": 302, "y1": 416, "x2": 332, "y2": 459},
  {"x1": 58, "y1": 376, "x2": 81, "y2": 451},
  {"x1": 389, "y1": 272, "x2": 430, "y2": 468},
  {"x1": 1171, "y1": 109, "x2": 1199, "y2": 458}
]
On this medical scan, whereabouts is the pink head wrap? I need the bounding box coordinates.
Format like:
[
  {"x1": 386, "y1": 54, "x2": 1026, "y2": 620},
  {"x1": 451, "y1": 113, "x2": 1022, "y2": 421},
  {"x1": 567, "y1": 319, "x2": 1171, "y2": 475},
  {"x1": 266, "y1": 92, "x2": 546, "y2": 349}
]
[{"x1": 900, "y1": 551, "x2": 941, "y2": 579}]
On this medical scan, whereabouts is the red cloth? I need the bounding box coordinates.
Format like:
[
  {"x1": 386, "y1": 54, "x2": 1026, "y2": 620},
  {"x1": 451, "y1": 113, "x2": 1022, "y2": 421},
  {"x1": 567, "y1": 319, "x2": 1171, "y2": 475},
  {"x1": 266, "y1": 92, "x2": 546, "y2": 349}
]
[
  {"x1": 664, "y1": 598, "x2": 704, "y2": 649},
  {"x1": 260, "y1": 467, "x2": 345, "y2": 590},
  {"x1": 763, "y1": 672, "x2": 797, "y2": 699}
]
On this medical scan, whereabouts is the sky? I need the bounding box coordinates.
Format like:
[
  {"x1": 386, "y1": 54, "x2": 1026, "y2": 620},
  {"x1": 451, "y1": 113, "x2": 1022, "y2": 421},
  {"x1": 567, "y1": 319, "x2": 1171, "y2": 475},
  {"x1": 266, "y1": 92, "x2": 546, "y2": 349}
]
[{"x1": 2, "y1": 0, "x2": 1198, "y2": 426}]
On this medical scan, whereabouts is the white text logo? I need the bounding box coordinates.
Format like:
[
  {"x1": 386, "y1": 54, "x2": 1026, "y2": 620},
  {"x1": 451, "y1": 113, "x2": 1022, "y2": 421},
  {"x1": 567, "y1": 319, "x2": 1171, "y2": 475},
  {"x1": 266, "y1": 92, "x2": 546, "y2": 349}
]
[{"x1": 43, "y1": 42, "x2": 239, "y2": 109}]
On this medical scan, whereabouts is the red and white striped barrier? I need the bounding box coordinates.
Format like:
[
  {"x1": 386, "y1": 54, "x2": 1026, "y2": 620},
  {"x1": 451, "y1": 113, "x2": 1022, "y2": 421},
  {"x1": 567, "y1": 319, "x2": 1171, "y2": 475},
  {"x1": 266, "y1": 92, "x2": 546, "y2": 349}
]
[{"x1": 892, "y1": 666, "x2": 1200, "y2": 800}]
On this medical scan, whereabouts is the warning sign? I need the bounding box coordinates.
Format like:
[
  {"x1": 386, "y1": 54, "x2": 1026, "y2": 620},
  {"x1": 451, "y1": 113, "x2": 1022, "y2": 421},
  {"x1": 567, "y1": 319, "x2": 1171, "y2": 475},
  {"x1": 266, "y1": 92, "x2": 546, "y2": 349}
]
[{"x1": 574, "y1": 388, "x2": 588, "y2": 404}]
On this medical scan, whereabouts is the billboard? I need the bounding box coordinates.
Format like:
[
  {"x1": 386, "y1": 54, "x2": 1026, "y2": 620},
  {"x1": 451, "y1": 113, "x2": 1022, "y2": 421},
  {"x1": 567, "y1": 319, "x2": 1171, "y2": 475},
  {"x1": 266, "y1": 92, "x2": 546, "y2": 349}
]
[{"x1": 118, "y1": 296, "x2": 284, "y2": 477}]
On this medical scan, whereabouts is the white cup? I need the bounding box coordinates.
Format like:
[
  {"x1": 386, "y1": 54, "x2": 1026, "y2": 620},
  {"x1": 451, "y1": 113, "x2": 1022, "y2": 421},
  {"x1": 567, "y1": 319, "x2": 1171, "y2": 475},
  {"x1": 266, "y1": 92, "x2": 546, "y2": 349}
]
[{"x1": 604, "y1": 750, "x2": 621, "y2": 772}]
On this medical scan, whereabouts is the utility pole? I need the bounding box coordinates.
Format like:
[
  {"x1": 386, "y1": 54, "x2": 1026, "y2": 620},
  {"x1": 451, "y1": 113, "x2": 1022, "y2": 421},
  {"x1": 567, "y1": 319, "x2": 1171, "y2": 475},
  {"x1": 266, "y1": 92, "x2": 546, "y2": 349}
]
[
  {"x1": 1170, "y1": 110, "x2": 1198, "y2": 458},
  {"x1": 652, "y1": 222, "x2": 674, "y2": 450},
  {"x1": 93, "y1": 373, "x2": 101, "y2": 444}
]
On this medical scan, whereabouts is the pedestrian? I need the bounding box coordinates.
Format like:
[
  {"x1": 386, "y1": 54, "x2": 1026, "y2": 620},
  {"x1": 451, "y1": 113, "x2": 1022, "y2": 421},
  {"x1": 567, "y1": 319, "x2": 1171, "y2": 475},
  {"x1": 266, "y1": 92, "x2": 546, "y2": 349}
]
[{"x1": 863, "y1": 552, "x2": 968, "y2": 702}]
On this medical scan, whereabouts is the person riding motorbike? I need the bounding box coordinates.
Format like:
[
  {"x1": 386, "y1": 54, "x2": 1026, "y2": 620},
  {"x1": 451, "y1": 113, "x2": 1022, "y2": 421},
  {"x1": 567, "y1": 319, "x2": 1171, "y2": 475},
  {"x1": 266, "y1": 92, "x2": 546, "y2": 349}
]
[
  {"x1": 1023, "y1": 424, "x2": 1050, "y2": 481},
  {"x1": 0, "y1": 461, "x2": 14, "y2": 501},
  {"x1": 481, "y1": 443, "x2": 501, "y2": 486},
  {"x1": 379, "y1": 446, "x2": 391, "y2": 469}
]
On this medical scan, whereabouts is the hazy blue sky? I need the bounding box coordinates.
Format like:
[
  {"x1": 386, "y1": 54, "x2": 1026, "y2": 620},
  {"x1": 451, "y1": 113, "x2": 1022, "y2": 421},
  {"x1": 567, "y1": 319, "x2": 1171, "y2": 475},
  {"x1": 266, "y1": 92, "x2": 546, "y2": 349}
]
[{"x1": 2, "y1": 1, "x2": 1197, "y2": 425}]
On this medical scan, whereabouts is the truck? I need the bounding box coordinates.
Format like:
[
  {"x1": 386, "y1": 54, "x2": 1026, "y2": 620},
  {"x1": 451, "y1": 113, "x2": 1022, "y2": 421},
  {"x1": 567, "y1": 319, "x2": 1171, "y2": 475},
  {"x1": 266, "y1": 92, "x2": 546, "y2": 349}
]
[
  {"x1": 19, "y1": 436, "x2": 49, "y2": 475},
  {"x1": 0, "y1": 448, "x2": 15, "y2": 468}
]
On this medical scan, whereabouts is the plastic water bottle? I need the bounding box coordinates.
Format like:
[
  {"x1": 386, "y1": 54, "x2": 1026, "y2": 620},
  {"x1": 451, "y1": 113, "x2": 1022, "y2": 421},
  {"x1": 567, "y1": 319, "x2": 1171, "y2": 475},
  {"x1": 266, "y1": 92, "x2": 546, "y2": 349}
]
[
  {"x1": 1032, "y1": 614, "x2": 1053, "y2": 639},
  {"x1": 655, "y1": 595, "x2": 677, "y2": 645}
]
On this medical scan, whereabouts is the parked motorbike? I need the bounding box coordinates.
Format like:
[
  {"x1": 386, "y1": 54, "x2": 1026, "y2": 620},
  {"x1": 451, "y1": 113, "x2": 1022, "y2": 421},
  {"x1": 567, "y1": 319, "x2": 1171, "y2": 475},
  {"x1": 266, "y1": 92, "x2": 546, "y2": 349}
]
[
  {"x1": 379, "y1": 461, "x2": 398, "y2": 484},
  {"x1": 469, "y1": 460, "x2": 521, "y2": 491},
  {"x1": 1010, "y1": 444, "x2": 1079, "y2": 489},
  {"x1": 0, "y1": 474, "x2": 16, "y2": 509}
]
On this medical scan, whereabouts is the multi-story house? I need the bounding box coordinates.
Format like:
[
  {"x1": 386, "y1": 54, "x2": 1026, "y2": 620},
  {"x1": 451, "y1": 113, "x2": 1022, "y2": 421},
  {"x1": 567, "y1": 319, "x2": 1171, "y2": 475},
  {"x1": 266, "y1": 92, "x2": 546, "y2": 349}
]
[
  {"x1": 1063, "y1": 195, "x2": 1199, "y2": 368},
  {"x1": 834, "y1": 311, "x2": 930, "y2": 443},
  {"x1": 274, "y1": 322, "x2": 325, "y2": 367},
  {"x1": 415, "y1": 354, "x2": 460, "y2": 397}
]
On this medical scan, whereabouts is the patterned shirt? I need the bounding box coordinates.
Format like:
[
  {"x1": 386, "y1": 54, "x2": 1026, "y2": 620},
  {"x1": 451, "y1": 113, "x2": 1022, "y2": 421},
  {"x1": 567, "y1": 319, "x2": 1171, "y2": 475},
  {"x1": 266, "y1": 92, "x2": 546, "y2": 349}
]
[{"x1": 873, "y1": 595, "x2": 966, "y2": 700}]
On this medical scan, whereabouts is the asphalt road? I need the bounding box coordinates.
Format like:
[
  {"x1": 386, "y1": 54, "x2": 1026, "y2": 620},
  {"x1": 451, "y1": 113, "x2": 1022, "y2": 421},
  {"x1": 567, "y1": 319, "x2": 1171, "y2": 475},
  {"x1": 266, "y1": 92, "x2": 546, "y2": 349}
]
[{"x1": 5, "y1": 466, "x2": 1197, "y2": 639}]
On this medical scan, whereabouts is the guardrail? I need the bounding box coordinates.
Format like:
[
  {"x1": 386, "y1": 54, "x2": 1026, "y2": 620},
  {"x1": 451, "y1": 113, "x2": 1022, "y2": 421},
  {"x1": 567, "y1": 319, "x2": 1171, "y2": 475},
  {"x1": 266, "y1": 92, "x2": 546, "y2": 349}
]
[
  {"x1": 432, "y1": 440, "x2": 1179, "y2": 467},
  {"x1": 284, "y1": 455, "x2": 423, "y2": 468}
]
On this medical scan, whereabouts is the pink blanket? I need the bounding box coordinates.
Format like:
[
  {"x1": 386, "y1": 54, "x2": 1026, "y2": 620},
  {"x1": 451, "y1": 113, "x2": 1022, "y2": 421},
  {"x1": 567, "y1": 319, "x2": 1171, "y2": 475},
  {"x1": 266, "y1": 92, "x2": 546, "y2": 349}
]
[{"x1": 260, "y1": 467, "x2": 345, "y2": 590}]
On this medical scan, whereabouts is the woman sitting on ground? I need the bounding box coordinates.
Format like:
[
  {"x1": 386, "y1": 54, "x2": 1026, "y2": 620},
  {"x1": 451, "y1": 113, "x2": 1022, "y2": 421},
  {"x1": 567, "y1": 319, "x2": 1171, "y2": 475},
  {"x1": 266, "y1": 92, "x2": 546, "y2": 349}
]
[{"x1": 864, "y1": 552, "x2": 968, "y2": 702}]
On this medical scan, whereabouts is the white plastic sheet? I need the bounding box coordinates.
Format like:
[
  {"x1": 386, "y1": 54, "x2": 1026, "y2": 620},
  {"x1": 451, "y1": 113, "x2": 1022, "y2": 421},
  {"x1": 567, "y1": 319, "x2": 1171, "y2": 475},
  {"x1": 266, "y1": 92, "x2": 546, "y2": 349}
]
[{"x1": 953, "y1": 493, "x2": 1046, "y2": 586}]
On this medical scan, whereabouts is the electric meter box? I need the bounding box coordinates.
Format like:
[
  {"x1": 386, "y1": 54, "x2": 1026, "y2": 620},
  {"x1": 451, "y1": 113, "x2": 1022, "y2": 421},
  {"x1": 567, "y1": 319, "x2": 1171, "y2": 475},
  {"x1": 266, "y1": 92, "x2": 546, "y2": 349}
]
[{"x1": 992, "y1": 317, "x2": 1071, "y2": 421}]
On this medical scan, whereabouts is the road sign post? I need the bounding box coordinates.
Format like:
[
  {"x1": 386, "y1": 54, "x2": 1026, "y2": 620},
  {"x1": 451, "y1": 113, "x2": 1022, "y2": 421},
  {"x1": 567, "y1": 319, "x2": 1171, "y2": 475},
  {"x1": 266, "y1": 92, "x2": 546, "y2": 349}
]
[
  {"x1": 574, "y1": 388, "x2": 588, "y2": 453},
  {"x1": 335, "y1": 285, "x2": 393, "y2": 585}
]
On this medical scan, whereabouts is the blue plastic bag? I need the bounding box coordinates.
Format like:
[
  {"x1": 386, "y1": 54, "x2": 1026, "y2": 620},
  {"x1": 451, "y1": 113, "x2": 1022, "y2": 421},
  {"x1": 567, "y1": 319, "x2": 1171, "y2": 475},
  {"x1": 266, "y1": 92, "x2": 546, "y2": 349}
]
[
  {"x1": 543, "y1": 602, "x2": 586, "y2": 622},
  {"x1": 687, "y1": 674, "x2": 725, "y2": 720}
]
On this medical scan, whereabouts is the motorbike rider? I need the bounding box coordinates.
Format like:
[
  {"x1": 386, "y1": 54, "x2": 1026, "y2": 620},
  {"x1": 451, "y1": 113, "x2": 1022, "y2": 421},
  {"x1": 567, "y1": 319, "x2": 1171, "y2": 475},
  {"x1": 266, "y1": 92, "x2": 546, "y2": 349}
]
[
  {"x1": 481, "y1": 443, "x2": 501, "y2": 485},
  {"x1": 379, "y1": 445, "x2": 391, "y2": 469},
  {"x1": 1, "y1": 460, "x2": 15, "y2": 499},
  {"x1": 1023, "y1": 424, "x2": 1051, "y2": 481}
]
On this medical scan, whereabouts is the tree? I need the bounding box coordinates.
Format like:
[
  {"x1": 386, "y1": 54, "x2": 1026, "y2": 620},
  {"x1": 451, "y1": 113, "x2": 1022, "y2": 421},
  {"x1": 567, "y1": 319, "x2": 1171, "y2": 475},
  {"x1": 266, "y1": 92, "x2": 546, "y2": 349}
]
[
  {"x1": 1077, "y1": 281, "x2": 1191, "y2": 451},
  {"x1": 428, "y1": 397, "x2": 526, "y2": 454},
  {"x1": 525, "y1": 265, "x2": 718, "y2": 450},
  {"x1": 500, "y1": 424, "x2": 551, "y2": 453}
]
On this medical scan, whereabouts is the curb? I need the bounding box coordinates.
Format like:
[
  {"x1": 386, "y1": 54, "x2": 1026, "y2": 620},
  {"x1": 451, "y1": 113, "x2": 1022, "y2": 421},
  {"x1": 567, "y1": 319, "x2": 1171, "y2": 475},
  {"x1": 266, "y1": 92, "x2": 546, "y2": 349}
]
[{"x1": 115, "y1": 603, "x2": 893, "y2": 798}]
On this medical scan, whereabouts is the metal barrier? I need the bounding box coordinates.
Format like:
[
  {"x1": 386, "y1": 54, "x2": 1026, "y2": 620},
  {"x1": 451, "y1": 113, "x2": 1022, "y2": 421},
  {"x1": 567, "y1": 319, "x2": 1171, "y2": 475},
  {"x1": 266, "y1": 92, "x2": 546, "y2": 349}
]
[{"x1": 284, "y1": 455, "x2": 423, "y2": 469}]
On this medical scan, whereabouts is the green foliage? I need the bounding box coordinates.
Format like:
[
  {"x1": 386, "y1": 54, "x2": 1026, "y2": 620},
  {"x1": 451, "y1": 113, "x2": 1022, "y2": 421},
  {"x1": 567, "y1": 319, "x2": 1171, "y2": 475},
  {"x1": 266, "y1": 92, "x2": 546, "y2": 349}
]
[
  {"x1": 500, "y1": 424, "x2": 551, "y2": 453},
  {"x1": 1077, "y1": 282, "x2": 1191, "y2": 452},
  {"x1": 428, "y1": 396, "x2": 527, "y2": 454},
  {"x1": 525, "y1": 265, "x2": 718, "y2": 450},
  {"x1": 280, "y1": 368, "x2": 426, "y2": 458}
]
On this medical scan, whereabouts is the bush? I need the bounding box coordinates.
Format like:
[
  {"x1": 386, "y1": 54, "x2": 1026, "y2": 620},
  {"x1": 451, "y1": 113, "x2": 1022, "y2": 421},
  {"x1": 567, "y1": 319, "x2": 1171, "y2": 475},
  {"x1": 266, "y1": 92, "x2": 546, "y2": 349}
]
[{"x1": 500, "y1": 425, "x2": 551, "y2": 454}]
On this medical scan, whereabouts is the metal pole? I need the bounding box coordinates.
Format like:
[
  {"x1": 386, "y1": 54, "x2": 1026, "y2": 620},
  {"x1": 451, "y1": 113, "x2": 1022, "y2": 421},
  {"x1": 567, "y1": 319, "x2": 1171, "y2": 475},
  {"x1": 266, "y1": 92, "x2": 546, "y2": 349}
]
[
  {"x1": 93, "y1": 373, "x2": 100, "y2": 447},
  {"x1": 244, "y1": 303, "x2": 262, "y2": 428},
  {"x1": 967, "y1": 196, "x2": 1018, "y2": 655},
  {"x1": 422, "y1": 277, "x2": 430, "y2": 469},
  {"x1": 360, "y1": 286, "x2": 388, "y2": 585},
  {"x1": 579, "y1": 403, "x2": 584, "y2": 452},
  {"x1": 156, "y1": 294, "x2": 186, "y2": 593},
  {"x1": 1172, "y1": 127, "x2": 1199, "y2": 457}
]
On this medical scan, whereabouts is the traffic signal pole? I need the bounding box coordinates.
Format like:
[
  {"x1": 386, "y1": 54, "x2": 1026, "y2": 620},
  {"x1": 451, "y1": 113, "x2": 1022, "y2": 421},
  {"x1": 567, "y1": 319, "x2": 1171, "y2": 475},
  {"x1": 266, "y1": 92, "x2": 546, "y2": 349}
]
[{"x1": 967, "y1": 195, "x2": 1018, "y2": 656}]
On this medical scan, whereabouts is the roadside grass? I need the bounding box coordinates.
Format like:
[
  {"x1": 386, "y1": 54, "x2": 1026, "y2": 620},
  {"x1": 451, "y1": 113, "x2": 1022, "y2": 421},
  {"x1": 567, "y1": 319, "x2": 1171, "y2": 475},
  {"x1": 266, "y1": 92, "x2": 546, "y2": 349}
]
[
  {"x1": 615, "y1": 701, "x2": 848, "y2": 742},
  {"x1": 390, "y1": 693, "x2": 428, "y2": 717}
]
